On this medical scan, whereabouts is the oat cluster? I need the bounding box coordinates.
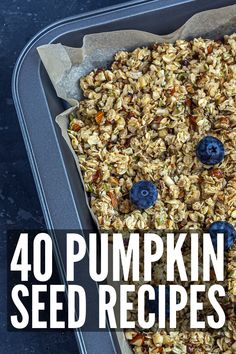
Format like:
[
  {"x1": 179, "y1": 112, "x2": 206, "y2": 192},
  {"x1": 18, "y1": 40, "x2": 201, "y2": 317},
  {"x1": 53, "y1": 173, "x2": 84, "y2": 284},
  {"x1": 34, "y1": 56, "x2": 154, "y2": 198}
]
[
  {"x1": 124, "y1": 241, "x2": 236, "y2": 354},
  {"x1": 68, "y1": 34, "x2": 236, "y2": 353}
]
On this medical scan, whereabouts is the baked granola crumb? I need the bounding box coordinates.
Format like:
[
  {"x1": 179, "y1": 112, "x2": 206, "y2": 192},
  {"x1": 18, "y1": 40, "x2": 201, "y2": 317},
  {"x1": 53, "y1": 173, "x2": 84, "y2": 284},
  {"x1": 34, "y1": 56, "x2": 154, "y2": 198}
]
[{"x1": 68, "y1": 34, "x2": 236, "y2": 353}]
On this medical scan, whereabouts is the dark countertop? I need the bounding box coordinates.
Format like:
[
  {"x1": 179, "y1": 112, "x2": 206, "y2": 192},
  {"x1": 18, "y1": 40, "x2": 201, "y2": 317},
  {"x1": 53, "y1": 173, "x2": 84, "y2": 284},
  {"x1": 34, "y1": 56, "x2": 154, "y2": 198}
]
[{"x1": 0, "y1": 0, "x2": 126, "y2": 353}]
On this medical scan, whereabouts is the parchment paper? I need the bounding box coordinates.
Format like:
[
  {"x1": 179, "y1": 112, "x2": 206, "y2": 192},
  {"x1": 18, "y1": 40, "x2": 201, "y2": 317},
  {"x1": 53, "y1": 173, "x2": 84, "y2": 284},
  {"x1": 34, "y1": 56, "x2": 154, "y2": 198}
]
[
  {"x1": 37, "y1": 4, "x2": 236, "y2": 353},
  {"x1": 38, "y1": 4, "x2": 236, "y2": 104}
]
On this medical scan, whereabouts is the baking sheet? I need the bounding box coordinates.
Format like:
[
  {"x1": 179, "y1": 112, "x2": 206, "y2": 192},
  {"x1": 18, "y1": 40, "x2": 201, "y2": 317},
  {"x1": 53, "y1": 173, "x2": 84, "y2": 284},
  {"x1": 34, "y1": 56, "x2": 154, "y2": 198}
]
[
  {"x1": 37, "y1": 4, "x2": 236, "y2": 353},
  {"x1": 37, "y1": 3, "x2": 236, "y2": 228}
]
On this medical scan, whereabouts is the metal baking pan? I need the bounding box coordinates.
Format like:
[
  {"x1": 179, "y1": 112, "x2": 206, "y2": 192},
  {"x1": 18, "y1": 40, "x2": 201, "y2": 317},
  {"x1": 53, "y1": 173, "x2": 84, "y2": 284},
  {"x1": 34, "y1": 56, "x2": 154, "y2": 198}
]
[{"x1": 12, "y1": 0, "x2": 236, "y2": 353}]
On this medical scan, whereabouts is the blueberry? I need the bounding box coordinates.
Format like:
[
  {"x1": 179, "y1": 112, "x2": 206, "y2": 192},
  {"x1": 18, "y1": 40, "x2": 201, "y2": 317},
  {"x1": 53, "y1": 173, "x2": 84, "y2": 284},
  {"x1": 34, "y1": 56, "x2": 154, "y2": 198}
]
[
  {"x1": 208, "y1": 221, "x2": 236, "y2": 251},
  {"x1": 146, "y1": 286, "x2": 170, "y2": 319},
  {"x1": 196, "y1": 136, "x2": 224, "y2": 165},
  {"x1": 130, "y1": 181, "x2": 157, "y2": 209}
]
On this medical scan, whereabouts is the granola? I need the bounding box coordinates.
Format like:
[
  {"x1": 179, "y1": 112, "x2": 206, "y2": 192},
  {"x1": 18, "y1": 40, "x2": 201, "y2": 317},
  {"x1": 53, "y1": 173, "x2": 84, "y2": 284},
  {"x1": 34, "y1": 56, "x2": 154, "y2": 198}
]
[{"x1": 68, "y1": 35, "x2": 236, "y2": 353}]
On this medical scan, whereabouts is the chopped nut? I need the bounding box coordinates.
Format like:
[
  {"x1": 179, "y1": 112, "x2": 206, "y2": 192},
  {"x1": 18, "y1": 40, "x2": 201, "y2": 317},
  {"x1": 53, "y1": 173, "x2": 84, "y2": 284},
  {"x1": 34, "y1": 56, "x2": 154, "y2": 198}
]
[
  {"x1": 189, "y1": 115, "x2": 197, "y2": 127},
  {"x1": 169, "y1": 86, "x2": 175, "y2": 95},
  {"x1": 209, "y1": 168, "x2": 224, "y2": 179},
  {"x1": 109, "y1": 176, "x2": 119, "y2": 186},
  {"x1": 186, "y1": 83, "x2": 194, "y2": 94},
  {"x1": 92, "y1": 169, "x2": 102, "y2": 183},
  {"x1": 185, "y1": 97, "x2": 192, "y2": 107},
  {"x1": 71, "y1": 123, "x2": 81, "y2": 132},
  {"x1": 119, "y1": 199, "x2": 131, "y2": 214},
  {"x1": 215, "y1": 116, "x2": 230, "y2": 129},
  {"x1": 70, "y1": 116, "x2": 84, "y2": 132},
  {"x1": 108, "y1": 191, "x2": 118, "y2": 209},
  {"x1": 130, "y1": 334, "x2": 145, "y2": 346},
  {"x1": 95, "y1": 111, "x2": 104, "y2": 124},
  {"x1": 207, "y1": 44, "x2": 213, "y2": 54}
]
